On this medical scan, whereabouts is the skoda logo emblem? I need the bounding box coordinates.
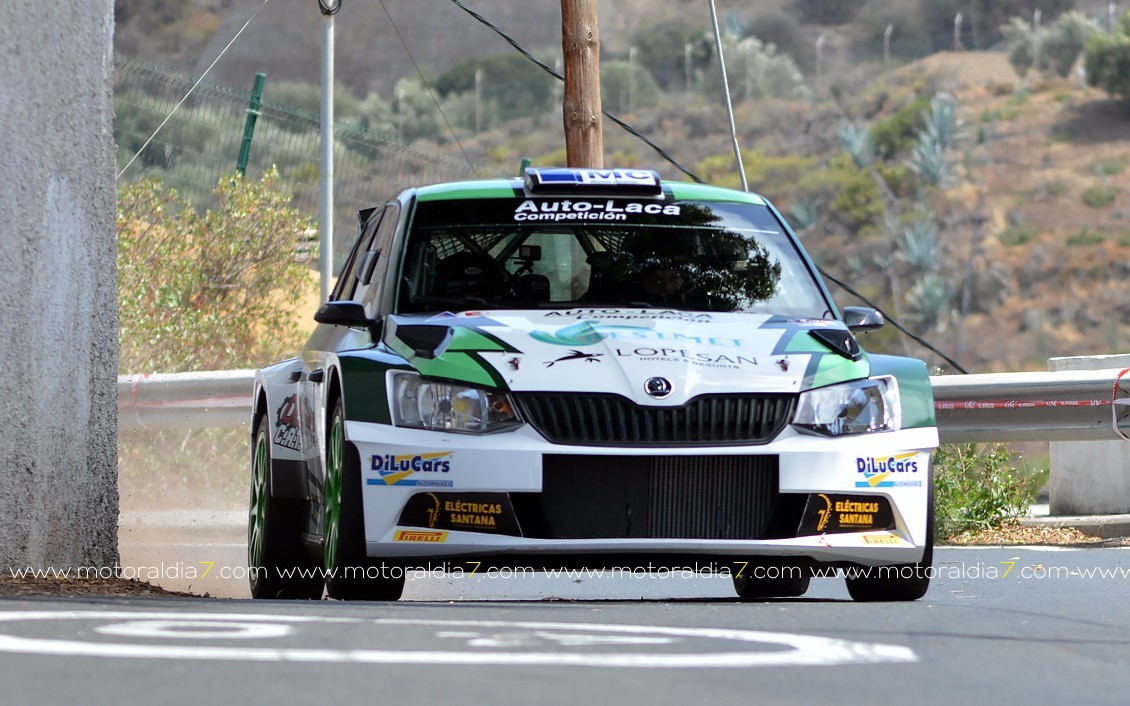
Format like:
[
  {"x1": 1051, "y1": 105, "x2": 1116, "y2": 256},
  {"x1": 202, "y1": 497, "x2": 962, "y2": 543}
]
[{"x1": 644, "y1": 376, "x2": 673, "y2": 399}]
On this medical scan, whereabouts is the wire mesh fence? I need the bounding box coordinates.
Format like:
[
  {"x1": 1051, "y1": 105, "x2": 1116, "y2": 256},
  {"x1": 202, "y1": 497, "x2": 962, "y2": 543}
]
[{"x1": 113, "y1": 54, "x2": 492, "y2": 266}]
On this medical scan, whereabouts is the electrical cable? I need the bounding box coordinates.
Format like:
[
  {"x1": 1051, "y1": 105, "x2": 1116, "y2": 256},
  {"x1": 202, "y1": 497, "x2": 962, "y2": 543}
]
[
  {"x1": 818, "y1": 267, "x2": 968, "y2": 373},
  {"x1": 117, "y1": 0, "x2": 273, "y2": 180},
  {"x1": 449, "y1": 0, "x2": 967, "y2": 372},
  {"x1": 379, "y1": 0, "x2": 477, "y2": 174},
  {"x1": 448, "y1": 0, "x2": 704, "y2": 183}
]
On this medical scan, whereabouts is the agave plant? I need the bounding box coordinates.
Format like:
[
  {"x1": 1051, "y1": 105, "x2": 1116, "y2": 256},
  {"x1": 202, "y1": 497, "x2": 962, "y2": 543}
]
[
  {"x1": 922, "y1": 96, "x2": 966, "y2": 153},
  {"x1": 897, "y1": 209, "x2": 941, "y2": 274},
  {"x1": 906, "y1": 273, "x2": 957, "y2": 331},
  {"x1": 787, "y1": 198, "x2": 819, "y2": 233},
  {"x1": 837, "y1": 121, "x2": 875, "y2": 170},
  {"x1": 908, "y1": 134, "x2": 955, "y2": 188}
]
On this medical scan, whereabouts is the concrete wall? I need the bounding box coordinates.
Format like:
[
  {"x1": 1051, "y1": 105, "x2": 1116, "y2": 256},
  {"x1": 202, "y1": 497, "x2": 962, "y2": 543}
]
[
  {"x1": 1049, "y1": 355, "x2": 1130, "y2": 515},
  {"x1": 0, "y1": 3, "x2": 118, "y2": 568}
]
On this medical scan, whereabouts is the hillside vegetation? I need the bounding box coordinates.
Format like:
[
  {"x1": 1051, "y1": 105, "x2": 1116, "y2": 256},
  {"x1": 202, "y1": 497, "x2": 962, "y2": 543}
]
[{"x1": 114, "y1": 0, "x2": 1130, "y2": 373}]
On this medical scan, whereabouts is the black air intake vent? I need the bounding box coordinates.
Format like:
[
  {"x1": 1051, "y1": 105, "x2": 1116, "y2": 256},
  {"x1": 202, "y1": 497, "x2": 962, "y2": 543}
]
[
  {"x1": 513, "y1": 393, "x2": 795, "y2": 446},
  {"x1": 521, "y1": 454, "x2": 786, "y2": 540}
]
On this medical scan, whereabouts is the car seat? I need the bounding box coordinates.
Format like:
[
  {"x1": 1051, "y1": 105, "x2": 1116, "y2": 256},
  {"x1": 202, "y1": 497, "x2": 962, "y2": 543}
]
[{"x1": 434, "y1": 251, "x2": 507, "y2": 302}]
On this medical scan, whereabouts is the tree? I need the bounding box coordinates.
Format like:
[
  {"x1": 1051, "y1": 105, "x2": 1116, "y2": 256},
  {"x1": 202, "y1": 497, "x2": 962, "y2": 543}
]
[
  {"x1": 702, "y1": 33, "x2": 809, "y2": 102},
  {"x1": 435, "y1": 53, "x2": 555, "y2": 122},
  {"x1": 1084, "y1": 12, "x2": 1130, "y2": 100},
  {"x1": 1043, "y1": 11, "x2": 1101, "y2": 77},
  {"x1": 117, "y1": 168, "x2": 315, "y2": 373},
  {"x1": 926, "y1": 0, "x2": 1075, "y2": 49},
  {"x1": 747, "y1": 10, "x2": 813, "y2": 74},
  {"x1": 1001, "y1": 17, "x2": 1037, "y2": 77},
  {"x1": 1001, "y1": 11, "x2": 1098, "y2": 78},
  {"x1": 629, "y1": 17, "x2": 711, "y2": 89},
  {"x1": 601, "y1": 59, "x2": 661, "y2": 114}
]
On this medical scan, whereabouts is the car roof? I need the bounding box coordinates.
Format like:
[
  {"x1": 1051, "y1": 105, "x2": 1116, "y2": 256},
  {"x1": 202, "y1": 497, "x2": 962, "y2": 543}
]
[{"x1": 412, "y1": 177, "x2": 769, "y2": 207}]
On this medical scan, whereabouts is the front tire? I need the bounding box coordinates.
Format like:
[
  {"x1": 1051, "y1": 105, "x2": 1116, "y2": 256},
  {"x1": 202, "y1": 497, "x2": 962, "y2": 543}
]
[
  {"x1": 845, "y1": 464, "x2": 934, "y2": 602},
  {"x1": 248, "y1": 411, "x2": 324, "y2": 599},
  {"x1": 322, "y1": 395, "x2": 405, "y2": 601},
  {"x1": 732, "y1": 564, "x2": 811, "y2": 599}
]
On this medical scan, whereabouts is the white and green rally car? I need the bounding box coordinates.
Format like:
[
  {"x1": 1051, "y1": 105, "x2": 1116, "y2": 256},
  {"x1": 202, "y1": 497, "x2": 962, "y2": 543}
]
[{"x1": 248, "y1": 168, "x2": 938, "y2": 602}]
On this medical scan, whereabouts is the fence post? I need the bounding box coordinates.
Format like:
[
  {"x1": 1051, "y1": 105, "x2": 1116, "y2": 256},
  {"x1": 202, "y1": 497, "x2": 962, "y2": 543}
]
[{"x1": 236, "y1": 72, "x2": 266, "y2": 177}]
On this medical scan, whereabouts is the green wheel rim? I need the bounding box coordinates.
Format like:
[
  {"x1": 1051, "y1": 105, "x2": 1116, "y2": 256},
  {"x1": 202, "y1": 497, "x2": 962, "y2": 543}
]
[
  {"x1": 324, "y1": 409, "x2": 343, "y2": 571},
  {"x1": 248, "y1": 425, "x2": 269, "y2": 571}
]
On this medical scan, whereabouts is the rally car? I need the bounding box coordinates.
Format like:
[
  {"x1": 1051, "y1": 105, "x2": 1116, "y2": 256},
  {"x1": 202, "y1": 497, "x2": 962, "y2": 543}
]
[{"x1": 248, "y1": 168, "x2": 938, "y2": 602}]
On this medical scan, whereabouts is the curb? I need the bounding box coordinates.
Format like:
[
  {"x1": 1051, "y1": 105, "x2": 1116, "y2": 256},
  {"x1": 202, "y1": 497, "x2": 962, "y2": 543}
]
[{"x1": 1020, "y1": 514, "x2": 1130, "y2": 539}]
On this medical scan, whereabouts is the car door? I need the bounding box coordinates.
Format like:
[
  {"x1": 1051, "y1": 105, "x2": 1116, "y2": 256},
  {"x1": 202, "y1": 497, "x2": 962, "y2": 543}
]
[{"x1": 300, "y1": 208, "x2": 387, "y2": 533}]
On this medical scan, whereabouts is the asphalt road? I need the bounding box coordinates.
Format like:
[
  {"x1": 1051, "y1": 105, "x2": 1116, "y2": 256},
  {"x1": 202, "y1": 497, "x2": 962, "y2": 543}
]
[{"x1": 3, "y1": 546, "x2": 1129, "y2": 706}]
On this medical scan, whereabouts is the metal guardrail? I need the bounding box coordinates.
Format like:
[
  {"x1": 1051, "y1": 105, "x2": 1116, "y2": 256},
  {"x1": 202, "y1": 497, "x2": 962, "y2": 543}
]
[
  {"x1": 931, "y1": 368, "x2": 1129, "y2": 442},
  {"x1": 118, "y1": 370, "x2": 255, "y2": 432},
  {"x1": 118, "y1": 367, "x2": 1130, "y2": 443}
]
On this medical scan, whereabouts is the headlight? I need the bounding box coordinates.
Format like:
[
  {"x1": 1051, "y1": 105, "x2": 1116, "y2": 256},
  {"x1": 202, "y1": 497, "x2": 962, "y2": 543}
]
[
  {"x1": 390, "y1": 371, "x2": 520, "y2": 434},
  {"x1": 793, "y1": 376, "x2": 901, "y2": 436}
]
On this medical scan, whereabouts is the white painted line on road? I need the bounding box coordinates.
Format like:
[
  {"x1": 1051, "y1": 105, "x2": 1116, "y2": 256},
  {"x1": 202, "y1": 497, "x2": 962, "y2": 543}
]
[
  {"x1": 939, "y1": 546, "x2": 1079, "y2": 552},
  {"x1": 0, "y1": 611, "x2": 917, "y2": 669},
  {"x1": 95, "y1": 620, "x2": 293, "y2": 640}
]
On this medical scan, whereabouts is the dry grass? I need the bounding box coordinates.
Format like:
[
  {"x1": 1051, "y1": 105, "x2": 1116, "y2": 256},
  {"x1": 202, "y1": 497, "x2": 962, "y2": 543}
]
[{"x1": 943, "y1": 519, "x2": 1108, "y2": 546}]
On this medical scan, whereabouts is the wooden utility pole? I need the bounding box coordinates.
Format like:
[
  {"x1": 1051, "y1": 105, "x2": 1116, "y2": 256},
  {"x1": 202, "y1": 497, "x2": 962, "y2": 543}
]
[{"x1": 561, "y1": 0, "x2": 603, "y2": 168}]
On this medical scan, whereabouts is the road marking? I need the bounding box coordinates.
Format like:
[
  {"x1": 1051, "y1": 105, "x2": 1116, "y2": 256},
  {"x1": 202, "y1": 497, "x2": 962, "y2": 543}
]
[
  {"x1": 0, "y1": 611, "x2": 917, "y2": 668},
  {"x1": 95, "y1": 620, "x2": 293, "y2": 640}
]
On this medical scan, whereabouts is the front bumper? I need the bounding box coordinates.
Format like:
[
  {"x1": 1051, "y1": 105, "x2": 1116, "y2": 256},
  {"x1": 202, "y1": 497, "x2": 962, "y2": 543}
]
[{"x1": 347, "y1": 420, "x2": 938, "y2": 568}]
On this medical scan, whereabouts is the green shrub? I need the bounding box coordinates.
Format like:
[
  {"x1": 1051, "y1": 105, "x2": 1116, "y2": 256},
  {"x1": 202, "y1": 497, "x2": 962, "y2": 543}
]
[
  {"x1": 1084, "y1": 20, "x2": 1130, "y2": 100},
  {"x1": 1094, "y1": 159, "x2": 1125, "y2": 176},
  {"x1": 797, "y1": 153, "x2": 885, "y2": 233},
  {"x1": 628, "y1": 17, "x2": 710, "y2": 89},
  {"x1": 933, "y1": 443, "x2": 1040, "y2": 539},
  {"x1": 1082, "y1": 187, "x2": 1117, "y2": 208},
  {"x1": 1067, "y1": 226, "x2": 1105, "y2": 245},
  {"x1": 999, "y1": 224, "x2": 1037, "y2": 245},
  {"x1": 1043, "y1": 11, "x2": 1102, "y2": 77},
  {"x1": 601, "y1": 59, "x2": 662, "y2": 114},
  {"x1": 435, "y1": 52, "x2": 556, "y2": 121},
  {"x1": 1050, "y1": 125, "x2": 1078, "y2": 142},
  {"x1": 747, "y1": 10, "x2": 812, "y2": 74},
  {"x1": 117, "y1": 168, "x2": 315, "y2": 374},
  {"x1": 871, "y1": 95, "x2": 931, "y2": 160}
]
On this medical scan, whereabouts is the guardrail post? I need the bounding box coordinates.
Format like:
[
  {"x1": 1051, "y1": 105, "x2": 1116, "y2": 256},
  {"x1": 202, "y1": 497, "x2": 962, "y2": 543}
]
[{"x1": 1048, "y1": 355, "x2": 1130, "y2": 515}]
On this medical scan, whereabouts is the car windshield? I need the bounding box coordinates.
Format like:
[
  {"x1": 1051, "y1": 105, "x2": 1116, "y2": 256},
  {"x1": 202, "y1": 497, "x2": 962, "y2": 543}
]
[{"x1": 395, "y1": 196, "x2": 831, "y2": 317}]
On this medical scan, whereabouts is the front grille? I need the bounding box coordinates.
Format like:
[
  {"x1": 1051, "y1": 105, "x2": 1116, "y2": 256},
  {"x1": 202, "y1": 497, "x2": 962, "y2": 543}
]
[
  {"x1": 513, "y1": 393, "x2": 795, "y2": 446},
  {"x1": 514, "y1": 455, "x2": 796, "y2": 540}
]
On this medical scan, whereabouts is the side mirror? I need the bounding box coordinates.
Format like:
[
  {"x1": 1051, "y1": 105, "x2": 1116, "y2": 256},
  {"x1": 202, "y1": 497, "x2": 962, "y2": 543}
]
[
  {"x1": 843, "y1": 306, "x2": 885, "y2": 333},
  {"x1": 314, "y1": 300, "x2": 372, "y2": 328}
]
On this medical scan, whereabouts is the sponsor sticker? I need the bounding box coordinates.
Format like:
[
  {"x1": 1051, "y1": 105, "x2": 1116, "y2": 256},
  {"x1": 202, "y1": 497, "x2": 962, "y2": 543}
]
[
  {"x1": 614, "y1": 346, "x2": 758, "y2": 370},
  {"x1": 861, "y1": 533, "x2": 903, "y2": 545},
  {"x1": 512, "y1": 199, "x2": 681, "y2": 222},
  {"x1": 393, "y1": 529, "x2": 448, "y2": 543},
  {"x1": 544, "y1": 350, "x2": 603, "y2": 367},
  {"x1": 544, "y1": 309, "x2": 712, "y2": 322},
  {"x1": 799, "y1": 493, "x2": 894, "y2": 535},
  {"x1": 273, "y1": 394, "x2": 301, "y2": 451},
  {"x1": 855, "y1": 452, "x2": 922, "y2": 488},
  {"x1": 398, "y1": 492, "x2": 521, "y2": 535},
  {"x1": 368, "y1": 452, "x2": 454, "y2": 488},
  {"x1": 530, "y1": 321, "x2": 743, "y2": 349}
]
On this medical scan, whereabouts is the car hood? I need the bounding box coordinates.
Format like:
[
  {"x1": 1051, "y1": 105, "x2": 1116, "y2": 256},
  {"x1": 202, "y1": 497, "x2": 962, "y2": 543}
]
[{"x1": 385, "y1": 309, "x2": 870, "y2": 405}]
